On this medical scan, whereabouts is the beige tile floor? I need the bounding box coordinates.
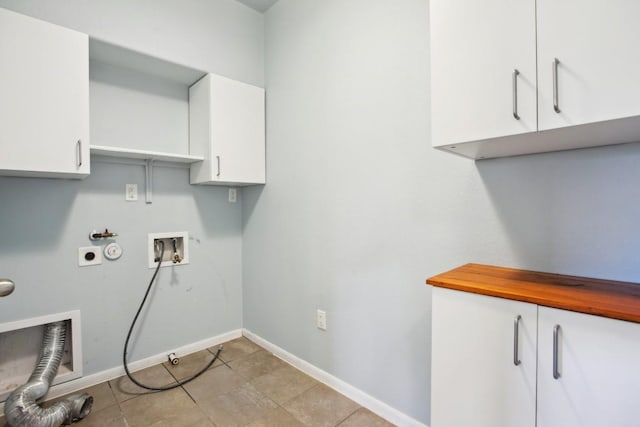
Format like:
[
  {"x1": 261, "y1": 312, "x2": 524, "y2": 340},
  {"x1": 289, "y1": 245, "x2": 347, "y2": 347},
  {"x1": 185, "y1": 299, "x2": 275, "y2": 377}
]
[{"x1": 1, "y1": 337, "x2": 396, "y2": 427}]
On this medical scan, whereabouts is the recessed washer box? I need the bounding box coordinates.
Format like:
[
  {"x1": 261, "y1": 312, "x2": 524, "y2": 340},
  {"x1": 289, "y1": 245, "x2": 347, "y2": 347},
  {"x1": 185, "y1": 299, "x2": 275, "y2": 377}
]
[{"x1": 148, "y1": 232, "x2": 189, "y2": 268}]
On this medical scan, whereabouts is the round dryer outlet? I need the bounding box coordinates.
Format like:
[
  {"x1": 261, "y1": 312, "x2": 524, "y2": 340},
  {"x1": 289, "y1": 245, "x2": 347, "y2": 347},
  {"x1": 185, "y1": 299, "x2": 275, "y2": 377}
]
[{"x1": 104, "y1": 242, "x2": 123, "y2": 260}]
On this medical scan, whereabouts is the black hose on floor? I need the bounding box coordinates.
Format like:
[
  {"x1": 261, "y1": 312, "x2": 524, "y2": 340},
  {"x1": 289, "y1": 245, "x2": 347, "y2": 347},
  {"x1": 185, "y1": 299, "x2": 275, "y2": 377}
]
[{"x1": 122, "y1": 240, "x2": 222, "y2": 391}]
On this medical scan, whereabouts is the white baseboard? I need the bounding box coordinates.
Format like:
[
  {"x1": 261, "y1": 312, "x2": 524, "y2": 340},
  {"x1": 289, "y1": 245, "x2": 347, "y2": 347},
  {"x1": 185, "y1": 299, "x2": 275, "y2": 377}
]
[
  {"x1": 0, "y1": 329, "x2": 242, "y2": 413},
  {"x1": 242, "y1": 328, "x2": 427, "y2": 427}
]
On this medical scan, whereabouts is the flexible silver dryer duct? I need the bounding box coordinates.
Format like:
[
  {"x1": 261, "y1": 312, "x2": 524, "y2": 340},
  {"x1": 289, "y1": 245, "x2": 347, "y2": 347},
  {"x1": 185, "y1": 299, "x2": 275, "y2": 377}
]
[{"x1": 4, "y1": 321, "x2": 93, "y2": 427}]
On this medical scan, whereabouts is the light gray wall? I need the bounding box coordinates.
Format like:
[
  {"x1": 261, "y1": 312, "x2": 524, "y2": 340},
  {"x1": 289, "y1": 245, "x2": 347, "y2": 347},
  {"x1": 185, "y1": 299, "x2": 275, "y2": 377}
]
[
  {"x1": 0, "y1": 0, "x2": 263, "y2": 375},
  {"x1": 0, "y1": 164, "x2": 243, "y2": 372},
  {"x1": 243, "y1": 0, "x2": 640, "y2": 424},
  {"x1": 0, "y1": 0, "x2": 264, "y2": 86}
]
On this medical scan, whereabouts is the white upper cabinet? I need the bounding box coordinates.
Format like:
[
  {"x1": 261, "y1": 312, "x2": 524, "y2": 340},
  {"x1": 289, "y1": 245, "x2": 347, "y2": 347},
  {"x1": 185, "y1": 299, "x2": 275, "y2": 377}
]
[
  {"x1": 0, "y1": 8, "x2": 89, "y2": 178},
  {"x1": 431, "y1": 0, "x2": 640, "y2": 159},
  {"x1": 189, "y1": 74, "x2": 265, "y2": 186},
  {"x1": 537, "y1": 0, "x2": 640, "y2": 131},
  {"x1": 430, "y1": 0, "x2": 537, "y2": 147}
]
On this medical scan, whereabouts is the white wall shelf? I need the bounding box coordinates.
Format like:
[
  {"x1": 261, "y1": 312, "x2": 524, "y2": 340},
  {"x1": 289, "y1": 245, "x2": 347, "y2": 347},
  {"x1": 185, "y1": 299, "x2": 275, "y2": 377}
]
[
  {"x1": 89, "y1": 38, "x2": 206, "y2": 86},
  {"x1": 90, "y1": 145, "x2": 204, "y2": 204},
  {"x1": 90, "y1": 145, "x2": 203, "y2": 163},
  {"x1": 88, "y1": 37, "x2": 206, "y2": 172}
]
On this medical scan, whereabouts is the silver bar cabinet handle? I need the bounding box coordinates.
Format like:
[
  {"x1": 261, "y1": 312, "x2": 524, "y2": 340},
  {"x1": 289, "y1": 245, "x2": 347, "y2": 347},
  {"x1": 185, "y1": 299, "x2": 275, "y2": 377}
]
[
  {"x1": 553, "y1": 324, "x2": 561, "y2": 379},
  {"x1": 512, "y1": 69, "x2": 520, "y2": 120},
  {"x1": 553, "y1": 58, "x2": 561, "y2": 113},
  {"x1": 513, "y1": 315, "x2": 522, "y2": 366},
  {"x1": 216, "y1": 155, "x2": 221, "y2": 177},
  {"x1": 77, "y1": 140, "x2": 83, "y2": 167}
]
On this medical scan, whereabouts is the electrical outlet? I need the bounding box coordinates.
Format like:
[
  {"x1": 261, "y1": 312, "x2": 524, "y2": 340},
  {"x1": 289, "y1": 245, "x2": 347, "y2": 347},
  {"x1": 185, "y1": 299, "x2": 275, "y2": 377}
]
[
  {"x1": 125, "y1": 184, "x2": 138, "y2": 201},
  {"x1": 228, "y1": 188, "x2": 237, "y2": 203},
  {"x1": 78, "y1": 246, "x2": 102, "y2": 267},
  {"x1": 317, "y1": 309, "x2": 327, "y2": 331}
]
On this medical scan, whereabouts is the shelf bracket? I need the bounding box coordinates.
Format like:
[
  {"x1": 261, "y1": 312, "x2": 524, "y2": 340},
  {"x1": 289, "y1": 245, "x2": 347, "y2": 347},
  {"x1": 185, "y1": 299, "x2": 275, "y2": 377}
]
[{"x1": 145, "y1": 159, "x2": 154, "y2": 204}]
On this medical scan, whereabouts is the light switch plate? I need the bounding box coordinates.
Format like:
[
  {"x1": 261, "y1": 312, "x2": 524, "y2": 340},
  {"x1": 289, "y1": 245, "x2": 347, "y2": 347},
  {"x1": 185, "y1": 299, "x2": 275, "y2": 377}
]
[
  {"x1": 126, "y1": 184, "x2": 138, "y2": 201},
  {"x1": 317, "y1": 309, "x2": 327, "y2": 330}
]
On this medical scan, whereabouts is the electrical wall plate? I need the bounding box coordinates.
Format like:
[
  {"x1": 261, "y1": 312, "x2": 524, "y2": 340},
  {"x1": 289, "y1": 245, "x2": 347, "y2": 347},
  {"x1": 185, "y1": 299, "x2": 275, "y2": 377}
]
[
  {"x1": 125, "y1": 184, "x2": 138, "y2": 201},
  {"x1": 78, "y1": 246, "x2": 102, "y2": 267},
  {"x1": 147, "y1": 231, "x2": 189, "y2": 269},
  {"x1": 317, "y1": 309, "x2": 327, "y2": 331}
]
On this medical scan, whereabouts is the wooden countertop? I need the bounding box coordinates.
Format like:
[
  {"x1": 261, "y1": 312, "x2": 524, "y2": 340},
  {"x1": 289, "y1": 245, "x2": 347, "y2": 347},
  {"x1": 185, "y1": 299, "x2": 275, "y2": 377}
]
[{"x1": 426, "y1": 263, "x2": 640, "y2": 323}]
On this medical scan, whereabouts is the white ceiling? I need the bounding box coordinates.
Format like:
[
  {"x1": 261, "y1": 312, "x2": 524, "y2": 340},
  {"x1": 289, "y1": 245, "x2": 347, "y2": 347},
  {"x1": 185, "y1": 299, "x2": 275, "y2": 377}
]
[{"x1": 236, "y1": 0, "x2": 279, "y2": 13}]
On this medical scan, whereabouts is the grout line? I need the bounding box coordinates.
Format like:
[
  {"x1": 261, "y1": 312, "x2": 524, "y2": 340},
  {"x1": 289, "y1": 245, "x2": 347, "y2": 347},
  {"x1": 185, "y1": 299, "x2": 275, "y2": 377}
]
[
  {"x1": 334, "y1": 407, "x2": 362, "y2": 426},
  {"x1": 242, "y1": 329, "x2": 425, "y2": 427},
  {"x1": 181, "y1": 382, "x2": 199, "y2": 407}
]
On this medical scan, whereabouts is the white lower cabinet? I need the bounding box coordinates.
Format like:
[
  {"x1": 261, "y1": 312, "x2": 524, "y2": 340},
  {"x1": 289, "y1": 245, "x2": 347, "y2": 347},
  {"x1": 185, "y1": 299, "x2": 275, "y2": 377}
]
[
  {"x1": 431, "y1": 287, "x2": 536, "y2": 427},
  {"x1": 432, "y1": 287, "x2": 640, "y2": 427},
  {"x1": 537, "y1": 307, "x2": 640, "y2": 427}
]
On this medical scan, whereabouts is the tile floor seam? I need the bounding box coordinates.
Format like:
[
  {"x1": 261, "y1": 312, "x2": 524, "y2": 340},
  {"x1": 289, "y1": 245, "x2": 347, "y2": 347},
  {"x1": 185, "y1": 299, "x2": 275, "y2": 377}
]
[
  {"x1": 19, "y1": 337, "x2": 384, "y2": 427},
  {"x1": 122, "y1": 408, "x2": 132, "y2": 427},
  {"x1": 182, "y1": 368, "x2": 246, "y2": 427},
  {"x1": 334, "y1": 406, "x2": 362, "y2": 426},
  {"x1": 277, "y1": 404, "x2": 314, "y2": 427},
  {"x1": 180, "y1": 383, "x2": 199, "y2": 407}
]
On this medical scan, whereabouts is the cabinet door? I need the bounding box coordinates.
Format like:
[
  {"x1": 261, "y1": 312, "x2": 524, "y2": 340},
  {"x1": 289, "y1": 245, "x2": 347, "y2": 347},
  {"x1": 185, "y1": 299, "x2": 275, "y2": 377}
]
[
  {"x1": 211, "y1": 75, "x2": 265, "y2": 184},
  {"x1": 537, "y1": 0, "x2": 640, "y2": 130},
  {"x1": 189, "y1": 74, "x2": 265, "y2": 186},
  {"x1": 431, "y1": 288, "x2": 537, "y2": 427},
  {"x1": 538, "y1": 307, "x2": 640, "y2": 427},
  {"x1": 430, "y1": 0, "x2": 536, "y2": 148},
  {"x1": 0, "y1": 8, "x2": 89, "y2": 178}
]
